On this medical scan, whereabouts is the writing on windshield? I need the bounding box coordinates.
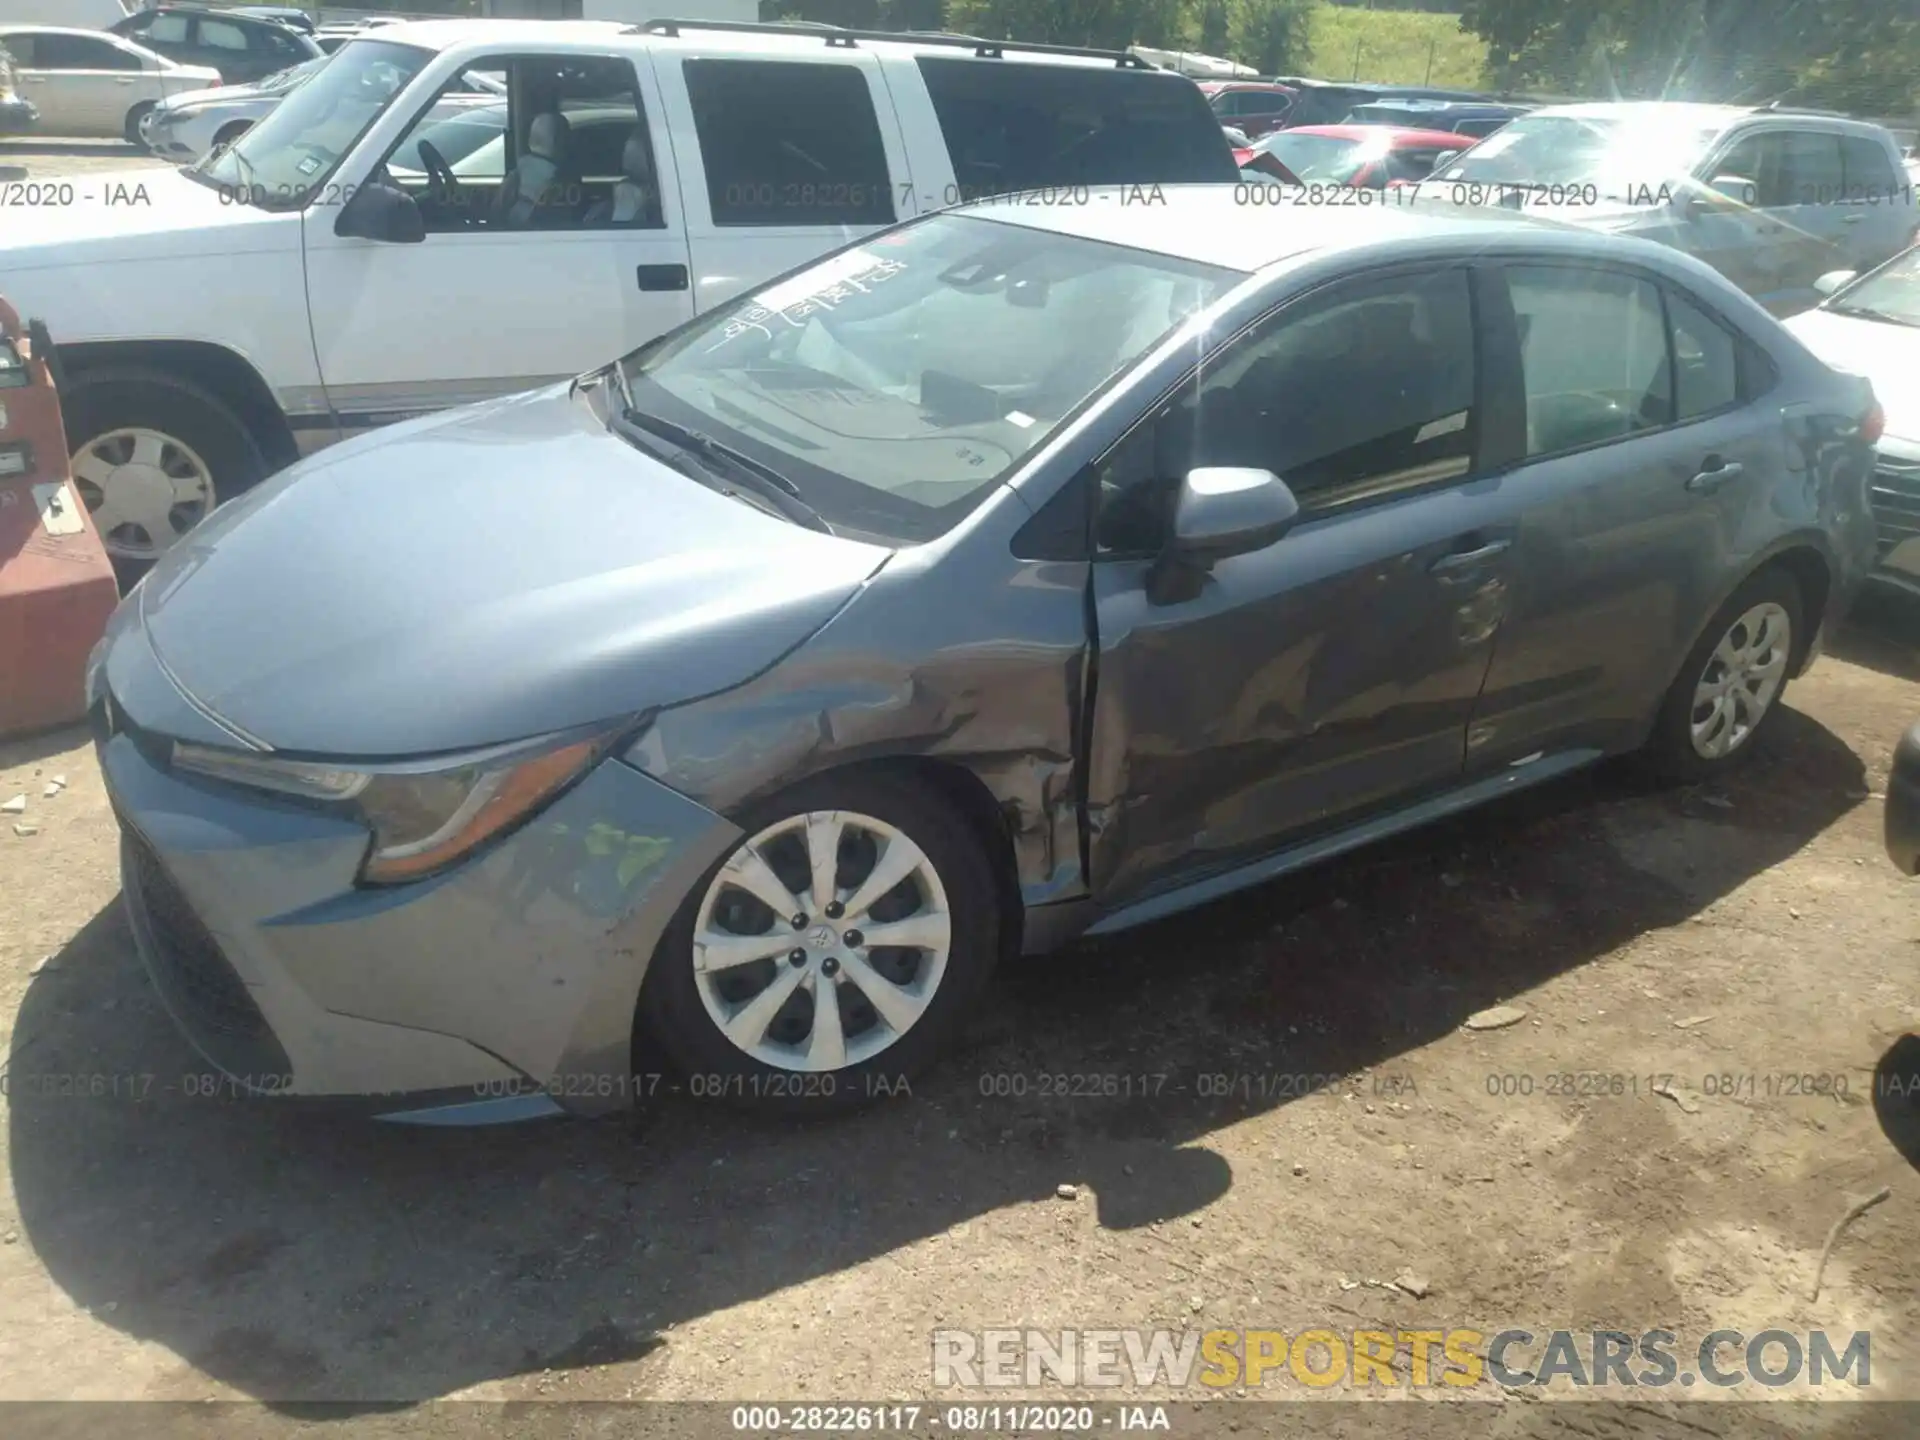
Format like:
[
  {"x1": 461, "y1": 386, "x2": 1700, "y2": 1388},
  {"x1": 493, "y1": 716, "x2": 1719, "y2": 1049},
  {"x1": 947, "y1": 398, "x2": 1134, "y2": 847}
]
[{"x1": 707, "y1": 252, "x2": 910, "y2": 351}]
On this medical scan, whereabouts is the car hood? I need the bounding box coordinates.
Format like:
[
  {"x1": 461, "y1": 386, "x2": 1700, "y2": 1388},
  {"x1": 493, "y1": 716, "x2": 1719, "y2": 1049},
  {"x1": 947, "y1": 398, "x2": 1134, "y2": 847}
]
[
  {"x1": 123, "y1": 383, "x2": 894, "y2": 757},
  {"x1": 159, "y1": 83, "x2": 248, "y2": 111},
  {"x1": 0, "y1": 164, "x2": 285, "y2": 269},
  {"x1": 1783, "y1": 307, "x2": 1920, "y2": 445}
]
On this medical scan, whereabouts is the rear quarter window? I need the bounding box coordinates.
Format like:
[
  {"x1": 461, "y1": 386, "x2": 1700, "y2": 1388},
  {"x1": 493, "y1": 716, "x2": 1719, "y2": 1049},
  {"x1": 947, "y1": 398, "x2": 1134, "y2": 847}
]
[{"x1": 916, "y1": 57, "x2": 1238, "y2": 196}]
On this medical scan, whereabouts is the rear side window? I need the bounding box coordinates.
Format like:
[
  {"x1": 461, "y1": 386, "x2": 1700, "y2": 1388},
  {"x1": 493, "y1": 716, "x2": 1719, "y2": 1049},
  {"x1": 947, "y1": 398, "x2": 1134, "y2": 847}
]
[
  {"x1": 1508, "y1": 266, "x2": 1673, "y2": 456},
  {"x1": 198, "y1": 19, "x2": 252, "y2": 53},
  {"x1": 146, "y1": 14, "x2": 191, "y2": 44},
  {"x1": 916, "y1": 57, "x2": 1237, "y2": 197},
  {"x1": 1665, "y1": 291, "x2": 1740, "y2": 420},
  {"x1": 683, "y1": 59, "x2": 895, "y2": 228},
  {"x1": 1841, "y1": 135, "x2": 1899, "y2": 198}
]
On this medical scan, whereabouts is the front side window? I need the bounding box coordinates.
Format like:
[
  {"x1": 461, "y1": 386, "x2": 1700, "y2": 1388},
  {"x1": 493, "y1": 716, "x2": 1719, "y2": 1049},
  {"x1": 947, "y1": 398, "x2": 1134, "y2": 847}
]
[
  {"x1": 381, "y1": 54, "x2": 662, "y2": 232},
  {"x1": 616, "y1": 214, "x2": 1240, "y2": 542},
  {"x1": 1778, "y1": 130, "x2": 1844, "y2": 204},
  {"x1": 1507, "y1": 266, "x2": 1672, "y2": 456},
  {"x1": 684, "y1": 59, "x2": 894, "y2": 228},
  {"x1": 1096, "y1": 268, "x2": 1479, "y2": 552},
  {"x1": 189, "y1": 38, "x2": 431, "y2": 209},
  {"x1": 917, "y1": 56, "x2": 1239, "y2": 197}
]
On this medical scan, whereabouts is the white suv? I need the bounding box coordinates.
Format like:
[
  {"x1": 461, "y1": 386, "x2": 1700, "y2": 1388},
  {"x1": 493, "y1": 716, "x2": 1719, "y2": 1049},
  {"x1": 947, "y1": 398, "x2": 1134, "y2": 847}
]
[
  {"x1": 2, "y1": 18, "x2": 1236, "y2": 561},
  {"x1": 1433, "y1": 101, "x2": 1919, "y2": 317}
]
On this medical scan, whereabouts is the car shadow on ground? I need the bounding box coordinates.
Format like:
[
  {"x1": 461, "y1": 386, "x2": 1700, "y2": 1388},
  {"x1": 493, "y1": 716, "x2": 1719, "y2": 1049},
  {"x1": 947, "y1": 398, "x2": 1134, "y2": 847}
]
[
  {"x1": 4, "y1": 708, "x2": 1869, "y2": 1407},
  {"x1": 1828, "y1": 591, "x2": 1920, "y2": 684}
]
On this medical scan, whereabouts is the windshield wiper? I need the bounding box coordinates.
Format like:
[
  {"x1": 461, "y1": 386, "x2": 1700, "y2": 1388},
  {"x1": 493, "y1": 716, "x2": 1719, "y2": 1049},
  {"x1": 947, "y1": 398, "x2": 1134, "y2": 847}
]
[
  {"x1": 1828, "y1": 302, "x2": 1919, "y2": 329},
  {"x1": 614, "y1": 407, "x2": 833, "y2": 535}
]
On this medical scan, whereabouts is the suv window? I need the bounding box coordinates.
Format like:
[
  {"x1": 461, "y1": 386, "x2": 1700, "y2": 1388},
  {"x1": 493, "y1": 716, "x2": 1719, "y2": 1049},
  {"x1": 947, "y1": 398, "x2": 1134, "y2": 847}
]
[
  {"x1": 32, "y1": 34, "x2": 141, "y2": 71},
  {"x1": 683, "y1": 59, "x2": 894, "y2": 228},
  {"x1": 1779, "y1": 129, "x2": 1844, "y2": 204},
  {"x1": 1096, "y1": 268, "x2": 1478, "y2": 551},
  {"x1": 1712, "y1": 132, "x2": 1787, "y2": 206},
  {"x1": 1507, "y1": 266, "x2": 1672, "y2": 455},
  {"x1": 916, "y1": 57, "x2": 1238, "y2": 197},
  {"x1": 1841, "y1": 134, "x2": 1899, "y2": 198},
  {"x1": 143, "y1": 14, "x2": 192, "y2": 45},
  {"x1": 198, "y1": 19, "x2": 252, "y2": 53},
  {"x1": 385, "y1": 55, "x2": 665, "y2": 233}
]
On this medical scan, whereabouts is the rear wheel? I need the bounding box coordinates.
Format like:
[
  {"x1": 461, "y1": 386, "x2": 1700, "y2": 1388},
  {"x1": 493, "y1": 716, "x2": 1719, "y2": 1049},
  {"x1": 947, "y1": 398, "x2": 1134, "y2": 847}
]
[
  {"x1": 1642, "y1": 567, "x2": 1804, "y2": 783},
  {"x1": 124, "y1": 101, "x2": 155, "y2": 148},
  {"x1": 62, "y1": 367, "x2": 268, "y2": 562},
  {"x1": 639, "y1": 771, "x2": 1001, "y2": 1114}
]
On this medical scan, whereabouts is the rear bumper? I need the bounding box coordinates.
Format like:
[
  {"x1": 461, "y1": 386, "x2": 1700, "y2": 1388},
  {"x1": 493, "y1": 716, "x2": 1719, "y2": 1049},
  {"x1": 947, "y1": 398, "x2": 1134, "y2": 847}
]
[
  {"x1": 1889, "y1": 722, "x2": 1920, "y2": 878},
  {"x1": 0, "y1": 97, "x2": 35, "y2": 135}
]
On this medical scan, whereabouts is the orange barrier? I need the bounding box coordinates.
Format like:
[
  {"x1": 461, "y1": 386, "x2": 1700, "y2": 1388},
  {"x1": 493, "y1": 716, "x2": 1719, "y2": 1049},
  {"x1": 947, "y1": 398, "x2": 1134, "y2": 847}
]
[{"x1": 0, "y1": 296, "x2": 120, "y2": 739}]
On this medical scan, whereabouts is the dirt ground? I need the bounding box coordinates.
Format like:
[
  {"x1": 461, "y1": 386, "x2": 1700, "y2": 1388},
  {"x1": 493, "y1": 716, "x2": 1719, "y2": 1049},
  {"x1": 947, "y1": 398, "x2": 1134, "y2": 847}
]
[{"x1": 5, "y1": 138, "x2": 1920, "y2": 1436}]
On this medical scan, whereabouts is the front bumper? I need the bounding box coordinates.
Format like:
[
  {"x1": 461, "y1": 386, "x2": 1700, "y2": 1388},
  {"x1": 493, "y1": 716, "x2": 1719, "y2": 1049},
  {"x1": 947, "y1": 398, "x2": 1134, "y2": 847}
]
[
  {"x1": 98, "y1": 678, "x2": 740, "y2": 1121},
  {"x1": 136, "y1": 109, "x2": 198, "y2": 159},
  {"x1": 1890, "y1": 722, "x2": 1920, "y2": 878}
]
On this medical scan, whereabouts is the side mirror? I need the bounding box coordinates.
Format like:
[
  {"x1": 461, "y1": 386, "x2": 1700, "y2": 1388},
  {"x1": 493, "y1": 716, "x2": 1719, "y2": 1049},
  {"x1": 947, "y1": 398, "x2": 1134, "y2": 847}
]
[
  {"x1": 1702, "y1": 174, "x2": 1758, "y2": 207},
  {"x1": 1814, "y1": 269, "x2": 1857, "y2": 298},
  {"x1": 1432, "y1": 149, "x2": 1461, "y2": 170},
  {"x1": 1147, "y1": 467, "x2": 1299, "y2": 604},
  {"x1": 334, "y1": 181, "x2": 425, "y2": 244}
]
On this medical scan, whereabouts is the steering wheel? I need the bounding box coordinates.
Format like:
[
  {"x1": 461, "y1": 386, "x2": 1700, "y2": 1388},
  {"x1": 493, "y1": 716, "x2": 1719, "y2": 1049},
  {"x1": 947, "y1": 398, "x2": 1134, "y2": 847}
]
[{"x1": 414, "y1": 139, "x2": 463, "y2": 209}]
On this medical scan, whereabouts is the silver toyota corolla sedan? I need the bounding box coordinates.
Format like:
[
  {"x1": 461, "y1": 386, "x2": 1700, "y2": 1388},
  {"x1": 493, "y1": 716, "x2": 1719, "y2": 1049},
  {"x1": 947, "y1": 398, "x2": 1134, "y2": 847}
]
[{"x1": 89, "y1": 189, "x2": 1881, "y2": 1123}]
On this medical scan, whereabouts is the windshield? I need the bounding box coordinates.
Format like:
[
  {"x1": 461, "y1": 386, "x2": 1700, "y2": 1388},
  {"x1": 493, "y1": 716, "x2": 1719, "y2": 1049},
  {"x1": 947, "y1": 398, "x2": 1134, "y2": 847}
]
[
  {"x1": 256, "y1": 55, "x2": 329, "y2": 96},
  {"x1": 617, "y1": 213, "x2": 1241, "y2": 543},
  {"x1": 1830, "y1": 247, "x2": 1920, "y2": 327},
  {"x1": 1252, "y1": 130, "x2": 1391, "y2": 184},
  {"x1": 1439, "y1": 114, "x2": 1722, "y2": 193},
  {"x1": 189, "y1": 38, "x2": 430, "y2": 209}
]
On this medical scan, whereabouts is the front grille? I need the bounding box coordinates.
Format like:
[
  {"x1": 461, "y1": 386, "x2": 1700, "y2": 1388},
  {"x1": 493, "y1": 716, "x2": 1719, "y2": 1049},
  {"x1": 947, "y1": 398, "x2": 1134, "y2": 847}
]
[
  {"x1": 1870, "y1": 455, "x2": 1920, "y2": 567},
  {"x1": 122, "y1": 827, "x2": 291, "y2": 1079}
]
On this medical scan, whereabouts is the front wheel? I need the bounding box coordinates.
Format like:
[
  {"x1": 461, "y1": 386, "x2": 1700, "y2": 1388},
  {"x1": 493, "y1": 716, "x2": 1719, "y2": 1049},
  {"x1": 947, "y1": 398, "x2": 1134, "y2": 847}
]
[
  {"x1": 124, "y1": 102, "x2": 155, "y2": 148},
  {"x1": 1642, "y1": 567, "x2": 1804, "y2": 783},
  {"x1": 639, "y1": 771, "x2": 1001, "y2": 1114},
  {"x1": 62, "y1": 367, "x2": 268, "y2": 563}
]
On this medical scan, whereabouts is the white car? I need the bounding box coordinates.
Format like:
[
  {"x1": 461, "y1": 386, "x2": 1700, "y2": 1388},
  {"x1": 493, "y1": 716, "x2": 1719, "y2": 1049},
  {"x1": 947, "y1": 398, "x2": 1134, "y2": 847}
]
[
  {"x1": 1, "y1": 18, "x2": 1238, "y2": 562},
  {"x1": 1434, "y1": 101, "x2": 1920, "y2": 317},
  {"x1": 141, "y1": 56, "x2": 504, "y2": 164},
  {"x1": 0, "y1": 23, "x2": 218, "y2": 141},
  {"x1": 1784, "y1": 246, "x2": 1920, "y2": 596}
]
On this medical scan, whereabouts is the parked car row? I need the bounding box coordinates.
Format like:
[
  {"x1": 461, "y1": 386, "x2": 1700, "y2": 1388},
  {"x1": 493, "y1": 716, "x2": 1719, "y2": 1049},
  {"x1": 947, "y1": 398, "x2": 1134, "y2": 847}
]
[
  {"x1": 1201, "y1": 75, "x2": 1531, "y2": 141},
  {"x1": 0, "y1": 22, "x2": 219, "y2": 142}
]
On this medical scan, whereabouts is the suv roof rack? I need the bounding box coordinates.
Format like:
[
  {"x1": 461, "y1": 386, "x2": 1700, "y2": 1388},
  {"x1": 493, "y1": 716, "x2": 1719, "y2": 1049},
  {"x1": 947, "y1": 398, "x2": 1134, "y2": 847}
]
[
  {"x1": 633, "y1": 18, "x2": 1153, "y2": 69},
  {"x1": 1753, "y1": 100, "x2": 1853, "y2": 118}
]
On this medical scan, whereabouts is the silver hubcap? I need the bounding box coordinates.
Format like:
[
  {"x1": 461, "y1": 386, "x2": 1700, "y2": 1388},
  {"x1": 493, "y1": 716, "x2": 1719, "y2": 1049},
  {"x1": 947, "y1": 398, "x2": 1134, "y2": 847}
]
[
  {"x1": 1690, "y1": 601, "x2": 1791, "y2": 759},
  {"x1": 692, "y1": 809, "x2": 952, "y2": 1073},
  {"x1": 70, "y1": 427, "x2": 216, "y2": 560}
]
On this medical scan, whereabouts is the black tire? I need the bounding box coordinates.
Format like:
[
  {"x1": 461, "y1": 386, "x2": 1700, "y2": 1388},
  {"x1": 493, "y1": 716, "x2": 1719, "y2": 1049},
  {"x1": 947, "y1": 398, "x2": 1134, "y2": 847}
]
[
  {"x1": 213, "y1": 120, "x2": 252, "y2": 149},
  {"x1": 124, "y1": 102, "x2": 155, "y2": 148},
  {"x1": 1641, "y1": 566, "x2": 1805, "y2": 784},
  {"x1": 62, "y1": 366, "x2": 269, "y2": 562},
  {"x1": 638, "y1": 769, "x2": 1003, "y2": 1116}
]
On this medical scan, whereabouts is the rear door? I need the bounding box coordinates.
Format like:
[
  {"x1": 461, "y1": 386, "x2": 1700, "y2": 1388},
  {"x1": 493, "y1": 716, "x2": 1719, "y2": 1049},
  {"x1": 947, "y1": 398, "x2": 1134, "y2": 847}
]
[
  {"x1": 1839, "y1": 132, "x2": 1918, "y2": 272},
  {"x1": 651, "y1": 47, "x2": 908, "y2": 317},
  {"x1": 1462, "y1": 261, "x2": 1786, "y2": 766}
]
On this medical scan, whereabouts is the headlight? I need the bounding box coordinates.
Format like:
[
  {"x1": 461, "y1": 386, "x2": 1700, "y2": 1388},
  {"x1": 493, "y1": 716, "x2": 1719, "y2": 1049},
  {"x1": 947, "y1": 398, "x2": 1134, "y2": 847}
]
[{"x1": 171, "y1": 727, "x2": 619, "y2": 885}]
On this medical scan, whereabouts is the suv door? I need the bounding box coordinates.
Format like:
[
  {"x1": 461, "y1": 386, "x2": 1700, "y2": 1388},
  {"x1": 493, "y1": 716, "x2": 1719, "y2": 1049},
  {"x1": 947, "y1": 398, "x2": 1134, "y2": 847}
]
[
  {"x1": 1839, "y1": 132, "x2": 1918, "y2": 273},
  {"x1": 1084, "y1": 265, "x2": 1523, "y2": 906},
  {"x1": 303, "y1": 49, "x2": 694, "y2": 436},
  {"x1": 1462, "y1": 262, "x2": 1786, "y2": 765},
  {"x1": 652, "y1": 50, "x2": 909, "y2": 316},
  {"x1": 1687, "y1": 129, "x2": 1820, "y2": 313}
]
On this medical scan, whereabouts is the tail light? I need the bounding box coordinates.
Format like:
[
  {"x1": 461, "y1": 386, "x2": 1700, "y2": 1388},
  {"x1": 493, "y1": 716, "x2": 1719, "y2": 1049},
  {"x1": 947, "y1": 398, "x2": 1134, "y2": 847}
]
[
  {"x1": 1232, "y1": 148, "x2": 1252, "y2": 167},
  {"x1": 1861, "y1": 400, "x2": 1886, "y2": 446}
]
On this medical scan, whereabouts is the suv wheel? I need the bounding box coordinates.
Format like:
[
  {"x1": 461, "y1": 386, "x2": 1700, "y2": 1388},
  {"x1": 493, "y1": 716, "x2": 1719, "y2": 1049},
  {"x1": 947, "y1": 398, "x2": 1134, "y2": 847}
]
[
  {"x1": 62, "y1": 367, "x2": 268, "y2": 563},
  {"x1": 639, "y1": 771, "x2": 1001, "y2": 1114},
  {"x1": 1643, "y1": 567, "x2": 1804, "y2": 782}
]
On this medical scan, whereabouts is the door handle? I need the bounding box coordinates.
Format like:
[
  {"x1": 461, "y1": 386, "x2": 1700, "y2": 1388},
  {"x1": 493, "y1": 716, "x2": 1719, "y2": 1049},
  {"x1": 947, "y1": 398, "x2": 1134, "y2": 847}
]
[
  {"x1": 1429, "y1": 538, "x2": 1511, "y2": 574},
  {"x1": 636, "y1": 264, "x2": 689, "y2": 292},
  {"x1": 1840, "y1": 213, "x2": 1864, "y2": 224},
  {"x1": 1686, "y1": 459, "x2": 1744, "y2": 493}
]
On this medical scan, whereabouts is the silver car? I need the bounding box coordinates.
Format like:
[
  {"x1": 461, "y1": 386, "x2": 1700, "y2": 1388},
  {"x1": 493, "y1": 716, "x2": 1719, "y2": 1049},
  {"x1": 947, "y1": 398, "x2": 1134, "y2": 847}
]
[
  {"x1": 1435, "y1": 102, "x2": 1920, "y2": 317},
  {"x1": 90, "y1": 191, "x2": 1879, "y2": 1121}
]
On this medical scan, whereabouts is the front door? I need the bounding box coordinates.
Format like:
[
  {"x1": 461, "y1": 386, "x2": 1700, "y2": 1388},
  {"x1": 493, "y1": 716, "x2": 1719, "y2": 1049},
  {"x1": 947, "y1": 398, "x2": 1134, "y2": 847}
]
[
  {"x1": 1462, "y1": 261, "x2": 1787, "y2": 765},
  {"x1": 649, "y1": 48, "x2": 914, "y2": 317},
  {"x1": 303, "y1": 48, "x2": 694, "y2": 435},
  {"x1": 1084, "y1": 265, "x2": 1522, "y2": 907}
]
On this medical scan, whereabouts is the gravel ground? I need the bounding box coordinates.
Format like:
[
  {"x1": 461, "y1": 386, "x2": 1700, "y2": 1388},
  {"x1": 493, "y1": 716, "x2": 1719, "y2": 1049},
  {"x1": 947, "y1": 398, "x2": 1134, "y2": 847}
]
[{"x1": 3, "y1": 138, "x2": 1920, "y2": 1435}]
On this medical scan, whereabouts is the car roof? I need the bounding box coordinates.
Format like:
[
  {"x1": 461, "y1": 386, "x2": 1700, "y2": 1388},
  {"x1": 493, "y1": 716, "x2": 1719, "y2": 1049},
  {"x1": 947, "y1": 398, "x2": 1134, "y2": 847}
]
[
  {"x1": 955, "y1": 183, "x2": 1583, "y2": 271},
  {"x1": 1285, "y1": 124, "x2": 1479, "y2": 147}
]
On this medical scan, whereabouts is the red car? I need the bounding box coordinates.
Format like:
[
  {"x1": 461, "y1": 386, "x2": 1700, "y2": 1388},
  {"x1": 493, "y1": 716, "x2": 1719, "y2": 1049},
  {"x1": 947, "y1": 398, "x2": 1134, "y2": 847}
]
[
  {"x1": 1199, "y1": 81, "x2": 1299, "y2": 140},
  {"x1": 1233, "y1": 124, "x2": 1470, "y2": 189}
]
